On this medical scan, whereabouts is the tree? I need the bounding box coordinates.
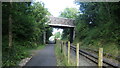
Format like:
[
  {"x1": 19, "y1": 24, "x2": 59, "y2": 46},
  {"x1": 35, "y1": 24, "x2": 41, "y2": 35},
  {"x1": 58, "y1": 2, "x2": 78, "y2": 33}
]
[
  {"x1": 8, "y1": 2, "x2": 13, "y2": 47},
  {"x1": 76, "y1": 3, "x2": 118, "y2": 41},
  {"x1": 59, "y1": 8, "x2": 78, "y2": 40},
  {"x1": 46, "y1": 27, "x2": 53, "y2": 43},
  {"x1": 30, "y1": 2, "x2": 50, "y2": 44},
  {"x1": 54, "y1": 32, "x2": 61, "y2": 39},
  {"x1": 74, "y1": 2, "x2": 120, "y2": 51},
  {"x1": 2, "y1": 2, "x2": 51, "y2": 66},
  {"x1": 60, "y1": 8, "x2": 78, "y2": 19}
]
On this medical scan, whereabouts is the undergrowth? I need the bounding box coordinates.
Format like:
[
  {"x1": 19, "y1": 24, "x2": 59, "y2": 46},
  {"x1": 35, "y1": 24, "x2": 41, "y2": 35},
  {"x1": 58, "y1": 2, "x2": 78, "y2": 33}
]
[
  {"x1": 55, "y1": 41, "x2": 75, "y2": 66},
  {"x1": 2, "y1": 37, "x2": 45, "y2": 66},
  {"x1": 73, "y1": 40, "x2": 119, "y2": 60}
]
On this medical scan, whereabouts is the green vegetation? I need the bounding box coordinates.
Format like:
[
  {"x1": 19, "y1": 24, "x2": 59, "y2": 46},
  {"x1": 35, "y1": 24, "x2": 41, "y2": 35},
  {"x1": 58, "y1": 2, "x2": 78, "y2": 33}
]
[
  {"x1": 36, "y1": 44, "x2": 45, "y2": 50},
  {"x1": 2, "y1": 1, "x2": 120, "y2": 67},
  {"x1": 55, "y1": 42, "x2": 68, "y2": 66},
  {"x1": 2, "y1": 2, "x2": 52, "y2": 66},
  {"x1": 55, "y1": 41, "x2": 75, "y2": 66},
  {"x1": 60, "y1": 8, "x2": 78, "y2": 19},
  {"x1": 59, "y1": 8, "x2": 78, "y2": 41},
  {"x1": 61, "y1": 28, "x2": 70, "y2": 41},
  {"x1": 61, "y1": 2, "x2": 120, "y2": 59},
  {"x1": 54, "y1": 31, "x2": 61, "y2": 39},
  {"x1": 74, "y1": 2, "x2": 120, "y2": 57},
  {"x1": 46, "y1": 27, "x2": 53, "y2": 43}
]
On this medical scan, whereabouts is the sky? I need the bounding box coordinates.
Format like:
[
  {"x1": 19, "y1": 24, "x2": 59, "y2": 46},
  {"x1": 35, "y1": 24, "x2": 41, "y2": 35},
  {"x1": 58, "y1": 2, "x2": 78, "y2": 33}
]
[
  {"x1": 52, "y1": 28, "x2": 63, "y2": 35},
  {"x1": 34, "y1": 0, "x2": 79, "y2": 37},
  {"x1": 34, "y1": 0, "x2": 79, "y2": 17}
]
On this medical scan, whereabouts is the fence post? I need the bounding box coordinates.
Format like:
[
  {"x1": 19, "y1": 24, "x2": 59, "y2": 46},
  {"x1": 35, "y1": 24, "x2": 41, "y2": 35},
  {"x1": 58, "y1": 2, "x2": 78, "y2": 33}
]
[
  {"x1": 68, "y1": 41, "x2": 70, "y2": 64},
  {"x1": 76, "y1": 43, "x2": 79, "y2": 66},
  {"x1": 98, "y1": 48, "x2": 103, "y2": 68}
]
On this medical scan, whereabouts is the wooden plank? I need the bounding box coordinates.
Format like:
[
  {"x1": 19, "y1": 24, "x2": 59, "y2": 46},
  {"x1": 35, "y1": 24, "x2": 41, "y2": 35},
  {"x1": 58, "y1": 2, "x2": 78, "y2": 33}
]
[
  {"x1": 76, "y1": 43, "x2": 79, "y2": 66},
  {"x1": 98, "y1": 48, "x2": 103, "y2": 68}
]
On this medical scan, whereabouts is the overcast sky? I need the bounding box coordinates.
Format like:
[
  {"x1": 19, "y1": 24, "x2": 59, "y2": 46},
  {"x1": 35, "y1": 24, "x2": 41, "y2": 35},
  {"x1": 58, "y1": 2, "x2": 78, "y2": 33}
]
[{"x1": 34, "y1": 0, "x2": 79, "y2": 17}]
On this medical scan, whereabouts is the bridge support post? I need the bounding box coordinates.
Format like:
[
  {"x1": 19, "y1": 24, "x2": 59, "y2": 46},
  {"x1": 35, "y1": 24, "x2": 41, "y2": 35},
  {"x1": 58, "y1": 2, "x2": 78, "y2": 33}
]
[
  {"x1": 73, "y1": 28, "x2": 75, "y2": 41},
  {"x1": 43, "y1": 31, "x2": 46, "y2": 44},
  {"x1": 70, "y1": 28, "x2": 74, "y2": 43},
  {"x1": 70, "y1": 28, "x2": 75, "y2": 43}
]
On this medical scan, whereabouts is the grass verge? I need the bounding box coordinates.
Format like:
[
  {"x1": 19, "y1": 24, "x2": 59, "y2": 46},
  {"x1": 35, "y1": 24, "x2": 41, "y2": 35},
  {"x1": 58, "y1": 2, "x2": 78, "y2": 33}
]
[
  {"x1": 2, "y1": 40, "x2": 45, "y2": 66},
  {"x1": 73, "y1": 41, "x2": 119, "y2": 61},
  {"x1": 55, "y1": 41, "x2": 76, "y2": 66}
]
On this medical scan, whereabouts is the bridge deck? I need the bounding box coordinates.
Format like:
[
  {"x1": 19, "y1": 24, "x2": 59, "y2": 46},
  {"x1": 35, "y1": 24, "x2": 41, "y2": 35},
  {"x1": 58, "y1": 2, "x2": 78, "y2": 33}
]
[{"x1": 48, "y1": 16, "x2": 75, "y2": 28}]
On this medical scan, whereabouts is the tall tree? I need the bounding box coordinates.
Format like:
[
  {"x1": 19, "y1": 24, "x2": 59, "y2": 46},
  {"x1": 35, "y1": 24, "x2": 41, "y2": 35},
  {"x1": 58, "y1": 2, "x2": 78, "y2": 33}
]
[
  {"x1": 59, "y1": 8, "x2": 78, "y2": 40},
  {"x1": 74, "y1": 2, "x2": 120, "y2": 55},
  {"x1": 9, "y1": 2, "x2": 12, "y2": 47},
  {"x1": 2, "y1": 2, "x2": 51, "y2": 66},
  {"x1": 60, "y1": 8, "x2": 78, "y2": 19}
]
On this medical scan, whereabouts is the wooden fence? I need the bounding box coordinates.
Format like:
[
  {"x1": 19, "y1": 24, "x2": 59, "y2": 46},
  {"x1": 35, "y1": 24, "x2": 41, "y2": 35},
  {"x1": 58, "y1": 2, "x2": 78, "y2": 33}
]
[{"x1": 59, "y1": 41, "x2": 103, "y2": 67}]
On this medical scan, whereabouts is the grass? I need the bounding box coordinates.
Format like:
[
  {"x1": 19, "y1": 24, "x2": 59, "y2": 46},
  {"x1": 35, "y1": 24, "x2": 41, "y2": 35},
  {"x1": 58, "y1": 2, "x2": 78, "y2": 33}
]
[
  {"x1": 26, "y1": 44, "x2": 45, "y2": 52},
  {"x1": 55, "y1": 41, "x2": 76, "y2": 66},
  {"x1": 36, "y1": 44, "x2": 45, "y2": 50},
  {"x1": 28, "y1": 44, "x2": 45, "y2": 57},
  {"x1": 73, "y1": 41, "x2": 119, "y2": 60}
]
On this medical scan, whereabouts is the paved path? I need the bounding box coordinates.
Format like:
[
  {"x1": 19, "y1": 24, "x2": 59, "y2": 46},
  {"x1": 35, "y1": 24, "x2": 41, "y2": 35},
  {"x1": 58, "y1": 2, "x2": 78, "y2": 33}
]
[{"x1": 25, "y1": 44, "x2": 56, "y2": 66}]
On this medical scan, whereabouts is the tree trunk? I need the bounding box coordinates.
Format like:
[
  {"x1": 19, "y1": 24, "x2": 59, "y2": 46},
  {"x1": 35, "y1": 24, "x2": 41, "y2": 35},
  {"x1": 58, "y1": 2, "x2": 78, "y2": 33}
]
[{"x1": 9, "y1": 2, "x2": 12, "y2": 47}]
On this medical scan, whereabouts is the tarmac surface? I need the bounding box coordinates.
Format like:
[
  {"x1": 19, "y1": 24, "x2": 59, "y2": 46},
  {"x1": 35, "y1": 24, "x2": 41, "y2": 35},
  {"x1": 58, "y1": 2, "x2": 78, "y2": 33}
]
[
  {"x1": 25, "y1": 44, "x2": 56, "y2": 66},
  {"x1": 25, "y1": 43, "x2": 97, "y2": 66}
]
